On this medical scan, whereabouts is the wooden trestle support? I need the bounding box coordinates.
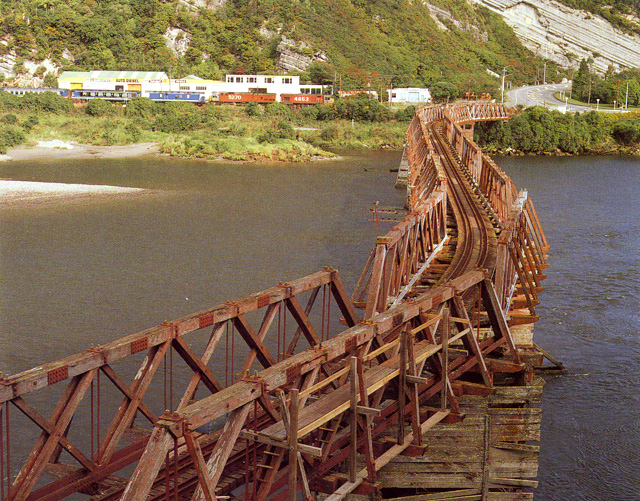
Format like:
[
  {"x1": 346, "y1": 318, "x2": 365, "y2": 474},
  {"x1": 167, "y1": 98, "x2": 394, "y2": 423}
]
[{"x1": 0, "y1": 102, "x2": 550, "y2": 501}]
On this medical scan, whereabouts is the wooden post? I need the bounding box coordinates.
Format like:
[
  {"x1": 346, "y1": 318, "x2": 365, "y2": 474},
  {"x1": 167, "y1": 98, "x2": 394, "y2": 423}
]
[
  {"x1": 349, "y1": 357, "x2": 359, "y2": 483},
  {"x1": 356, "y1": 358, "x2": 376, "y2": 482},
  {"x1": 441, "y1": 307, "x2": 449, "y2": 411},
  {"x1": 288, "y1": 389, "x2": 299, "y2": 500},
  {"x1": 397, "y1": 329, "x2": 407, "y2": 445},
  {"x1": 406, "y1": 332, "x2": 422, "y2": 446}
]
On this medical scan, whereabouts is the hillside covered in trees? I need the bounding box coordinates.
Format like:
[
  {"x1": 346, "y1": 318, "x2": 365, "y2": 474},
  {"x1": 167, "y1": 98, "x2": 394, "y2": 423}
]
[{"x1": 0, "y1": 0, "x2": 558, "y2": 98}]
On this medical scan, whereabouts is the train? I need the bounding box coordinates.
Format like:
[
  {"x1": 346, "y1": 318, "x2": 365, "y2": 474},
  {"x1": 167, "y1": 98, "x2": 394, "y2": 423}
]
[{"x1": 1, "y1": 86, "x2": 326, "y2": 106}]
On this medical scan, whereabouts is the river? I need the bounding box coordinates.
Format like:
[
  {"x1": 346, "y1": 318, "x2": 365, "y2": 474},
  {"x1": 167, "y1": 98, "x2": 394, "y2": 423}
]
[
  {"x1": 494, "y1": 155, "x2": 640, "y2": 501},
  {"x1": 0, "y1": 152, "x2": 637, "y2": 500}
]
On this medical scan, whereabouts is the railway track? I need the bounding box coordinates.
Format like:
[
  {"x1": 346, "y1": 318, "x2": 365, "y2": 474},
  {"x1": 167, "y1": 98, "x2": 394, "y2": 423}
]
[{"x1": 427, "y1": 122, "x2": 498, "y2": 284}]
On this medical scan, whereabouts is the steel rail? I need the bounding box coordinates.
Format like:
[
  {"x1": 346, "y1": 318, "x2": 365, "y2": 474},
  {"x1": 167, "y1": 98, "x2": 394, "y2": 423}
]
[{"x1": 427, "y1": 122, "x2": 497, "y2": 283}]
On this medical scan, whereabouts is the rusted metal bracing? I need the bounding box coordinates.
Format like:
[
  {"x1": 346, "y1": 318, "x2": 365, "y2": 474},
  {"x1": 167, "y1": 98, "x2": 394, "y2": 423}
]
[
  {"x1": 358, "y1": 101, "x2": 546, "y2": 327},
  {"x1": 119, "y1": 269, "x2": 523, "y2": 501},
  {"x1": 0, "y1": 268, "x2": 359, "y2": 500}
]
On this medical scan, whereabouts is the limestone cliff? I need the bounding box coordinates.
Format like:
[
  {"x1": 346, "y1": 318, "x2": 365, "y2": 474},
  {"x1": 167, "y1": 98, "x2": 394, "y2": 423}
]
[{"x1": 472, "y1": 0, "x2": 640, "y2": 74}]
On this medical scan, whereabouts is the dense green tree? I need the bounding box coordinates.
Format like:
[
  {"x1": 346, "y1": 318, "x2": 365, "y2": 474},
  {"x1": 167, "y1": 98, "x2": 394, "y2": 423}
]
[
  {"x1": 430, "y1": 82, "x2": 459, "y2": 103},
  {"x1": 42, "y1": 72, "x2": 58, "y2": 88},
  {"x1": 308, "y1": 62, "x2": 335, "y2": 85}
]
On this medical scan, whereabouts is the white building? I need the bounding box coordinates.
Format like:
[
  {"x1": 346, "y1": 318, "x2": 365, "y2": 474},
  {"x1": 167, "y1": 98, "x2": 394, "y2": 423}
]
[
  {"x1": 388, "y1": 87, "x2": 431, "y2": 104},
  {"x1": 223, "y1": 74, "x2": 322, "y2": 100}
]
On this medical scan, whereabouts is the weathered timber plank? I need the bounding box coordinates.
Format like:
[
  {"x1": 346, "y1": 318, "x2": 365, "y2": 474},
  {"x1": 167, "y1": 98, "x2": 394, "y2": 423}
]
[
  {"x1": 376, "y1": 471, "x2": 480, "y2": 489},
  {"x1": 261, "y1": 339, "x2": 441, "y2": 440},
  {"x1": 489, "y1": 477, "x2": 539, "y2": 488},
  {"x1": 385, "y1": 489, "x2": 482, "y2": 500},
  {"x1": 381, "y1": 462, "x2": 483, "y2": 474},
  {"x1": 487, "y1": 493, "x2": 533, "y2": 501},
  {"x1": 488, "y1": 386, "x2": 543, "y2": 405}
]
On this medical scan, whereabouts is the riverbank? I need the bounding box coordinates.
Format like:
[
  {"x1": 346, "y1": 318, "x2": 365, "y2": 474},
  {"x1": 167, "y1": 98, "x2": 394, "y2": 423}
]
[
  {"x1": 0, "y1": 94, "x2": 410, "y2": 163},
  {"x1": 0, "y1": 179, "x2": 148, "y2": 209},
  {"x1": 2, "y1": 140, "x2": 160, "y2": 162}
]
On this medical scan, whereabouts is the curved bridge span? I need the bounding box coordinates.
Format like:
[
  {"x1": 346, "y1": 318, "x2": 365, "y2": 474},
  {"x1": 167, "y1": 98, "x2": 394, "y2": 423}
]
[{"x1": 0, "y1": 103, "x2": 549, "y2": 501}]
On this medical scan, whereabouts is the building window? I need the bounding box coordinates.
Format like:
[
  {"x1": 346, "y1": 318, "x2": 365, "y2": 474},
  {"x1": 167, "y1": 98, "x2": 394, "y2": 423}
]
[
  {"x1": 301, "y1": 88, "x2": 309, "y2": 94},
  {"x1": 179, "y1": 86, "x2": 190, "y2": 91},
  {"x1": 227, "y1": 76, "x2": 233, "y2": 83},
  {"x1": 196, "y1": 86, "x2": 206, "y2": 91},
  {"x1": 283, "y1": 77, "x2": 292, "y2": 84},
  {"x1": 236, "y1": 77, "x2": 244, "y2": 83},
  {"x1": 265, "y1": 77, "x2": 273, "y2": 84},
  {"x1": 247, "y1": 77, "x2": 256, "y2": 83}
]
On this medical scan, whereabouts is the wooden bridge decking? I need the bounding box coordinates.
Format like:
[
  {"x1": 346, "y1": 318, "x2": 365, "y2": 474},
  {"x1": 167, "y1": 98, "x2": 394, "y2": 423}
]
[{"x1": 0, "y1": 102, "x2": 550, "y2": 501}]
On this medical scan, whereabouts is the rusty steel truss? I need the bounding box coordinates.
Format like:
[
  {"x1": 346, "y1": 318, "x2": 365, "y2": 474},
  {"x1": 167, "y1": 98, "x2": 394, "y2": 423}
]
[{"x1": 0, "y1": 102, "x2": 548, "y2": 501}]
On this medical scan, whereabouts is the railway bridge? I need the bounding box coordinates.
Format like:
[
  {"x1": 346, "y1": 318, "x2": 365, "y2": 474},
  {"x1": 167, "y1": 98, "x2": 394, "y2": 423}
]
[{"x1": 0, "y1": 102, "x2": 550, "y2": 501}]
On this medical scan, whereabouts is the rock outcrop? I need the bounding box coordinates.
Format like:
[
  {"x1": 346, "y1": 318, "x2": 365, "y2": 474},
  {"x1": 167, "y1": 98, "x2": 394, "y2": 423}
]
[
  {"x1": 472, "y1": 0, "x2": 640, "y2": 74},
  {"x1": 275, "y1": 36, "x2": 329, "y2": 73},
  {"x1": 164, "y1": 27, "x2": 192, "y2": 58},
  {"x1": 426, "y1": 3, "x2": 489, "y2": 42},
  {"x1": 177, "y1": 0, "x2": 226, "y2": 12}
]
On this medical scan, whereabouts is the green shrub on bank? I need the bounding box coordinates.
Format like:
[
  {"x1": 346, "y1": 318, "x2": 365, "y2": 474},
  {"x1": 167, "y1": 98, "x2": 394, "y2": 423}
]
[
  {"x1": 22, "y1": 115, "x2": 39, "y2": 131},
  {"x1": 612, "y1": 117, "x2": 640, "y2": 145},
  {"x1": 0, "y1": 125, "x2": 25, "y2": 153},
  {"x1": 125, "y1": 97, "x2": 156, "y2": 119},
  {"x1": 395, "y1": 105, "x2": 417, "y2": 122},
  {"x1": 85, "y1": 99, "x2": 115, "y2": 117},
  {"x1": 474, "y1": 106, "x2": 623, "y2": 154}
]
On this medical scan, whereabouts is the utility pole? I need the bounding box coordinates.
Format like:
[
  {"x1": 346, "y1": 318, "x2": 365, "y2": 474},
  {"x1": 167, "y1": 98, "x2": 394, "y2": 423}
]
[
  {"x1": 625, "y1": 81, "x2": 629, "y2": 109},
  {"x1": 543, "y1": 62, "x2": 547, "y2": 85}
]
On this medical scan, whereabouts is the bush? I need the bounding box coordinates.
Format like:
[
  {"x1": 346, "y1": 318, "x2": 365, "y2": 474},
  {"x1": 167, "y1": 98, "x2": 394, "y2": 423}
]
[
  {"x1": 612, "y1": 118, "x2": 640, "y2": 145},
  {"x1": 43, "y1": 73, "x2": 58, "y2": 88},
  {"x1": 85, "y1": 99, "x2": 115, "y2": 117},
  {"x1": 22, "y1": 115, "x2": 39, "y2": 131},
  {"x1": 276, "y1": 120, "x2": 295, "y2": 140},
  {"x1": 320, "y1": 124, "x2": 339, "y2": 140},
  {"x1": 395, "y1": 105, "x2": 416, "y2": 122},
  {"x1": 2, "y1": 113, "x2": 17, "y2": 124},
  {"x1": 125, "y1": 97, "x2": 156, "y2": 118},
  {"x1": 152, "y1": 103, "x2": 203, "y2": 132},
  {"x1": 16, "y1": 91, "x2": 71, "y2": 114},
  {"x1": 265, "y1": 102, "x2": 292, "y2": 118},
  {"x1": 335, "y1": 95, "x2": 392, "y2": 122},
  {"x1": 245, "y1": 102, "x2": 263, "y2": 117},
  {"x1": 299, "y1": 106, "x2": 319, "y2": 120},
  {"x1": 0, "y1": 125, "x2": 25, "y2": 153},
  {"x1": 256, "y1": 120, "x2": 296, "y2": 143},
  {"x1": 315, "y1": 104, "x2": 337, "y2": 121},
  {"x1": 125, "y1": 122, "x2": 142, "y2": 143}
]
